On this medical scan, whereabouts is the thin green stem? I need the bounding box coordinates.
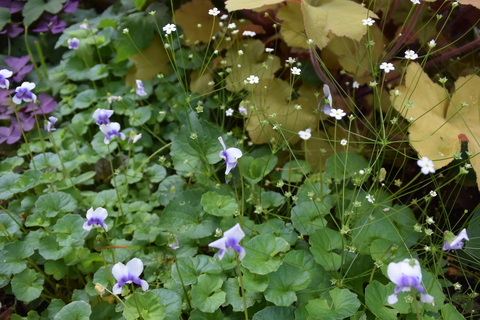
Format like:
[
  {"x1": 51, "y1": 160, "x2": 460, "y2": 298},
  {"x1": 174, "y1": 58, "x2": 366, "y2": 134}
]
[
  {"x1": 34, "y1": 41, "x2": 48, "y2": 78},
  {"x1": 107, "y1": 144, "x2": 125, "y2": 221},
  {"x1": 173, "y1": 250, "x2": 192, "y2": 311},
  {"x1": 235, "y1": 255, "x2": 248, "y2": 320},
  {"x1": 131, "y1": 284, "x2": 144, "y2": 320},
  {"x1": 24, "y1": 27, "x2": 42, "y2": 80}
]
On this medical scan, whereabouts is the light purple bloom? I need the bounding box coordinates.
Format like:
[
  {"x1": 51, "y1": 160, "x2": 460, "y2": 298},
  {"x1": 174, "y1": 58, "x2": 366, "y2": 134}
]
[
  {"x1": 100, "y1": 122, "x2": 125, "y2": 144},
  {"x1": 209, "y1": 223, "x2": 246, "y2": 260},
  {"x1": 238, "y1": 107, "x2": 247, "y2": 115},
  {"x1": 44, "y1": 116, "x2": 58, "y2": 132},
  {"x1": 12, "y1": 82, "x2": 36, "y2": 105},
  {"x1": 387, "y1": 258, "x2": 434, "y2": 304},
  {"x1": 112, "y1": 258, "x2": 149, "y2": 295},
  {"x1": 443, "y1": 228, "x2": 469, "y2": 250},
  {"x1": 136, "y1": 80, "x2": 147, "y2": 96},
  {"x1": 218, "y1": 136, "x2": 242, "y2": 176},
  {"x1": 0, "y1": 69, "x2": 13, "y2": 89},
  {"x1": 92, "y1": 108, "x2": 114, "y2": 125},
  {"x1": 67, "y1": 37, "x2": 79, "y2": 50},
  {"x1": 83, "y1": 207, "x2": 108, "y2": 231},
  {"x1": 321, "y1": 84, "x2": 333, "y2": 115}
]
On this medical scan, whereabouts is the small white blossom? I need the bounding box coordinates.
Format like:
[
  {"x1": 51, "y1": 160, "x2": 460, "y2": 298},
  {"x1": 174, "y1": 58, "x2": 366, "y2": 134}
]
[
  {"x1": 428, "y1": 40, "x2": 437, "y2": 48},
  {"x1": 163, "y1": 24, "x2": 176, "y2": 35},
  {"x1": 366, "y1": 194, "x2": 375, "y2": 203},
  {"x1": 306, "y1": 39, "x2": 314, "y2": 45},
  {"x1": 340, "y1": 139, "x2": 347, "y2": 146},
  {"x1": 417, "y1": 157, "x2": 435, "y2": 175},
  {"x1": 225, "y1": 108, "x2": 234, "y2": 116},
  {"x1": 426, "y1": 217, "x2": 435, "y2": 225},
  {"x1": 329, "y1": 108, "x2": 347, "y2": 120},
  {"x1": 405, "y1": 50, "x2": 418, "y2": 60},
  {"x1": 291, "y1": 67, "x2": 301, "y2": 75},
  {"x1": 265, "y1": 48, "x2": 274, "y2": 53},
  {"x1": 220, "y1": 14, "x2": 228, "y2": 20},
  {"x1": 245, "y1": 75, "x2": 259, "y2": 84},
  {"x1": 298, "y1": 129, "x2": 312, "y2": 140},
  {"x1": 429, "y1": 190, "x2": 437, "y2": 197},
  {"x1": 362, "y1": 18, "x2": 375, "y2": 26},
  {"x1": 231, "y1": 30, "x2": 239, "y2": 34},
  {"x1": 380, "y1": 62, "x2": 395, "y2": 73},
  {"x1": 238, "y1": 107, "x2": 247, "y2": 115},
  {"x1": 227, "y1": 23, "x2": 236, "y2": 29},
  {"x1": 352, "y1": 81, "x2": 359, "y2": 89},
  {"x1": 286, "y1": 57, "x2": 296, "y2": 64},
  {"x1": 242, "y1": 31, "x2": 256, "y2": 37},
  {"x1": 208, "y1": 7, "x2": 220, "y2": 16},
  {"x1": 411, "y1": 0, "x2": 420, "y2": 4},
  {"x1": 238, "y1": 50, "x2": 244, "y2": 55}
]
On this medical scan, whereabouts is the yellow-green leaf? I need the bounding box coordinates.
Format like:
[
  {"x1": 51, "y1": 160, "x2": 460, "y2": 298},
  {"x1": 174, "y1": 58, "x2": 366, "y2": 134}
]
[{"x1": 277, "y1": 2, "x2": 308, "y2": 49}]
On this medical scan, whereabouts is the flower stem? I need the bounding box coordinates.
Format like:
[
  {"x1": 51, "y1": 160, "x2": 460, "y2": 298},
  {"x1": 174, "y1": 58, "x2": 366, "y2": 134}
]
[
  {"x1": 131, "y1": 284, "x2": 144, "y2": 320},
  {"x1": 235, "y1": 254, "x2": 249, "y2": 320},
  {"x1": 173, "y1": 250, "x2": 192, "y2": 311},
  {"x1": 34, "y1": 41, "x2": 48, "y2": 78},
  {"x1": 24, "y1": 27, "x2": 43, "y2": 80}
]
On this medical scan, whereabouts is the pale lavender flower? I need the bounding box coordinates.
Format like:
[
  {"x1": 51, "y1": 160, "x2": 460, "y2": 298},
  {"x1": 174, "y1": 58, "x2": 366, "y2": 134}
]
[
  {"x1": 44, "y1": 116, "x2": 58, "y2": 132},
  {"x1": 218, "y1": 136, "x2": 242, "y2": 176},
  {"x1": 112, "y1": 258, "x2": 149, "y2": 295},
  {"x1": 92, "y1": 108, "x2": 114, "y2": 125},
  {"x1": 67, "y1": 38, "x2": 79, "y2": 50},
  {"x1": 0, "y1": 69, "x2": 13, "y2": 89},
  {"x1": 128, "y1": 131, "x2": 142, "y2": 143},
  {"x1": 100, "y1": 122, "x2": 126, "y2": 144},
  {"x1": 136, "y1": 80, "x2": 147, "y2": 96},
  {"x1": 238, "y1": 107, "x2": 248, "y2": 115},
  {"x1": 83, "y1": 207, "x2": 108, "y2": 231},
  {"x1": 387, "y1": 258, "x2": 434, "y2": 304},
  {"x1": 443, "y1": 228, "x2": 469, "y2": 250},
  {"x1": 12, "y1": 82, "x2": 36, "y2": 105},
  {"x1": 322, "y1": 84, "x2": 333, "y2": 115},
  {"x1": 208, "y1": 223, "x2": 246, "y2": 260}
]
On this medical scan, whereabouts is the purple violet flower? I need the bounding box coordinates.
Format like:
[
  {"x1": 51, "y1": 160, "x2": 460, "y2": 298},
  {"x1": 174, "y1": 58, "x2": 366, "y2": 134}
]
[
  {"x1": 136, "y1": 80, "x2": 147, "y2": 96},
  {"x1": 112, "y1": 258, "x2": 149, "y2": 295},
  {"x1": 92, "y1": 108, "x2": 114, "y2": 125},
  {"x1": 321, "y1": 84, "x2": 333, "y2": 115},
  {"x1": 13, "y1": 82, "x2": 36, "y2": 105},
  {"x1": 0, "y1": 69, "x2": 13, "y2": 89},
  {"x1": 387, "y1": 258, "x2": 434, "y2": 305},
  {"x1": 218, "y1": 136, "x2": 242, "y2": 176},
  {"x1": 209, "y1": 223, "x2": 246, "y2": 260},
  {"x1": 67, "y1": 38, "x2": 79, "y2": 50},
  {"x1": 83, "y1": 207, "x2": 108, "y2": 231},
  {"x1": 100, "y1": 122, "x2": 125, "y2": 144},
  {"x1": 44, "y1": 116, "x2": 58, "y2": 132},
  {"x1": 443, "y1": 228, "x2": 469, "y2": 250}
]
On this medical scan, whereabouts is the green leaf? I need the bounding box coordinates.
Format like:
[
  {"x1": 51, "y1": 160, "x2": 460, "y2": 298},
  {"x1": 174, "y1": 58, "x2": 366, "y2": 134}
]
[
  {"x1": 73, "y1": 89, "x2": 98, "y2": 109},
  {"x1": 115, "y1": 12, "x2": 155, "y2": 62},
  {"x1": 442, "y1": 304, "x2": 464, "y2": 320},
  {"x1": 150, "y1": 289, "x2": 182, "y2": 320},
  {"x1": 144, "y1": 164, "x2": 167, "y2": 183},
  {"x1": 223, "y1": 278, "x2": 260, "y2": 311},
  {"x1": 242, "y1": 234, "x2": 290, "y2": 275},
  {"x1": 306, "y1": 288, "x2": 361, "y2": 320},
  {"x1": 191, "y1": 274, "x2": 226, "y2": 313},
  {"x1": 23, "y1": 0, "x2": 66, "y2": 26},
  {"x1": 189, "y1": 309, "x2": 224, "y2": 320},
  {"x1": 35, "y1": 192, "x2": 77, "y2": 217},
  {"x1": 54, "y1": 215, "x2": 88, "y2": 246},
  {"x1": 0, "y1": 8, "x2": 11, "y2": 30},
  {"x1": 0, "y1": 156, "x2": 24, "y2": 172},
  {"x1": 171, "y1": 255, "x2": 222, "y2": 285},
  {"x1": 201, "y1": 192, "x2": 238, "y2": 217},
  {"x1": 260, "y1": 191, "x2": 284, "y2": 208},
  {"x1": 30, "y1": 152, "x2": 61, "y2": 170},
  {"x1": 38, "y1": 234, "x2": 72, "y2": 260},
  {"x1": 45, "y1": 260, "x2": 69, "y2": 280},
  {"x1": 241, "y1": 266, "x2": 269, "y2": 292},
  {"x1": 0, "y1": 174, "x2": 20, "y2": 200},
  {"x1": 309, "y1": 228, "x2": 344, "y2": 271},
  {"x1": 324, "y1": 153, "x2": 369, "y2": 180},
  {"x1": 365, "y1": 281, "x2": 398, "y2": 320},
  {"x1": 0, "y1": 213, "x2": 22, "y2": 235},
  {"x1": 54, "y1": 301, "x2": 91, "y2": 320},
  {"x1": 123, "y1": 291, "x2": 166, "y2": 320},
  {"x1": 91, "y1": 131, "x2": 119, "y2": 157},
  {"x1": 88, "y1": 64, "x2": 109, "y2": 81},
  {"x1": 281, "y1": 160, "x2": 311, "y2": 183},
  {"x1": 11, "y1": 269, "x2": 44, "y2": 304},
  {"x1": 291, "y1": 201, "x2": 329, "y2": 235},
  {"x1": 0, "y1": 241, "x2": 33, "y2": 276},
  {"x1": 252, "y1": 306, "x2": 296, "y2": 320},
  {"x1": 13, "y1": 170, "x2": 42, "y2": 193},
  {"x1": 64, "y1": 56, "x2": 90, "y2": 81},
  {"x1": 175, "y1": 48, "x2": 204, "y2": 70},
  {"x1": 134, "y1": 0, "x2": 146, "y2": 10},
  {"x1": 239, "y1": 155, "x2": 278, "y2": 185},
  {"x1": 129, "y1": 106, "x2": 152, "y2": 126}
]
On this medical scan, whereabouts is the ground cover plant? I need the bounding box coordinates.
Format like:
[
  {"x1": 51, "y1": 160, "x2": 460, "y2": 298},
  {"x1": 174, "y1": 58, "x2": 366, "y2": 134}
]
[{"x1": 0, "y1": 0, "x2": 480, "y2": 319}]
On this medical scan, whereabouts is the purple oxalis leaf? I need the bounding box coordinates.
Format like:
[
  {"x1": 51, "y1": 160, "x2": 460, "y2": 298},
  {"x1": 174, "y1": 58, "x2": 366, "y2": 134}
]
[
  {"x1": 24, "y1": 93, "x2": 57, "y2": 114},
  {"x1": 62, "y1": 0, "x2": 79, "y2": 13},
  {"x1": 0, "y1": 125, "x2": 21, "y2": 144},
  {"x1": 0, "y1": 0, "x2": 24, "y2": 13},
  {"x1": 0, "y1": 24, "x2": 24, "y2": 38},
  {"x1": 4, "y1": 55, "x2": 33, "y2": 83},
  {"x1": 33, "y1": 15, "x2": 67, "y2": 34}
]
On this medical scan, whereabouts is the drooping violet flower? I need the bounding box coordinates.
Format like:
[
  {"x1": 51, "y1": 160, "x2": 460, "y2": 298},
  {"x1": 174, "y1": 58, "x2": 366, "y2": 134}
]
[
  {"x1": 12, "y1": 82, "x2": 36, "y2": 105},
  {"x1": 33, "y1": 15, "x2": 67, "y2": 34},
  {"x1": 128, "y1": 130, "x2": 142, "y2": 143},
  {"x1": 321, "y1": 84, "x2": 333, "y2": 115},
  {"x1": 0, "y1": 69, "x2": 13, "y2": 89},
  {"x1": 4, "y1": 55, "x2": 33, "y2": 83},
  {"x1": 92, "y1": 108, "x2": 114, "y2": 125},
  {"x1": 218, "y1": 136, "x2": 242, "y2": 176},
  {"x1": 387, "y1": 258, "x2": 434, "y2": 304},
  {"x1": 67, "y1": 38, "x2": 79, "y2": 50},
  {"x1": 208, "y1": 223, "x2": 246, "y2": 260},
  {"x1": 112, "y1": 258, "x2": 149, "y2": 295},
  {"x1": 136, "y1": 80, "x2": 147, "y2": 96},
  {"x1": 83, "y1": 207, "x2": 108, "y2": 231},
  {"x1": 100, "y1": 122, "x2": 125, "y2": 144},
  {"x1": 44, "y1": 116, "x2": 58, "y2": 132},
  {"x1": 443, "y1": 228, "x2": 469, "y2": 250}
]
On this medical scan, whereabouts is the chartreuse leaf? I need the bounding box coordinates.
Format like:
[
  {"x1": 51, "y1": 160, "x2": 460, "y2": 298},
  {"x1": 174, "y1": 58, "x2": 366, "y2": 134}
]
[
  {"x1": 123, "y1": 291, "x2": 166, "y2": 320},
  {"x1": 191, "y1": 274, "x2": 226, "y2": 313},
  {"x1": 65, "y1": 56, "x2": 90, "y2": 81},
  {"x1": 277, "y1": 2, "x2": 308, "y2": 49},
  {"x1": 54, "y1": 301, "x2": 91, "y2": 320},
  {"x1": 0, "y1": 241, "x2": 34, "y2": 276},
  {"x1": 174, "y1": 0, "x2": 222, "y2": 44},
  {"x1": 35, "y1": 192, "x2": 77, "y2": 217},
  {"x1": 171, "y1": 255, "x2": 222, "y2": 285},
  {"x1": 11, "y1": 269, "x2": 44, "y2": 304},
  {"x1": 309, "y1": 228, "x2": 343, "y2": 271},
  {"x1": 223, "y1": 278, "x2": 260, "y2": 311},
  {"x1": 201, "y1": 192, "x2": 238, "y2": 217},
  {"x1": 365, "y1": 281, "x2": 398, "y2": 320},
  {"x1": 306, "y1": 287, "x2": 361, "y2": 319},
  {"x1": 291, "y1": 201, "x2": 329, "y2": 235},
  {"x1": 226, "y1": 0, "x2": 283, "y2": 11},
  {"x1": 252, "y1": 306, "x2": 296, "y2": 320},
  {"x1": 242, "y1": 234, "x2": 290, "y2": 275},
  {"x1": 324, "y1": 153, "x2": 369, "y2": 180}
]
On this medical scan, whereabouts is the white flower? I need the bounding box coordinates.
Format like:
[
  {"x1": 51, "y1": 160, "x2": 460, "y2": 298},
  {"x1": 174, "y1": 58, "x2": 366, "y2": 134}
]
[
  {"x1": 352, "y1": 81, "x2": 359, "y2": 89},
  {"x1": 231, "y1": 30, "x2": 239, "y2": 34},
  {"x1": 227, "y1": 23, "x2": 236, "y2": 29},
  {"x1": 329, "y1": 108, "x2": 346, "y2": 120},
  {"x1": 366, "y1": 194, "x2": 375, "y2": 203},
  {"x1": 220, "y1": 14, "x2": 228, "y2": 20},
  {"x1": 238, "y1": 107, "x2": 248, "y2": 115},
  {"x1": 380, "y1": 62, "x2": 395, "y2": 73},
  {"x1": 242, "y1": 31, "x2": 256, "y2": 37},
  {"x1": 112, "y1": 258, "x2": 149, "y2": 295},
  {"x1": 306, "y1": 39, "x2": 314, "y2": 45},
  {"x1": 426, "y1": 217, "x2": 435, "y2": 225},
  {"x1": 291, "y1": 67, "x2": 301, "y2": 75},
  {"x1": 340, "y1": 139, "x2": 347, "y2": 146},
  {"x1": 163, "y1": 23, "x2": 176, "y2": 35},
  {"x1": 428, "y1": 40, "x2": 437, "y2": 48},
  {"x1": 225, "y1": 108, "x2": 234, "y2": 116},
  {"x1": 411, "y1": 0, "x2": 420, "y2": 4},
  {"x1": 362, "y1": 18, "x2": 375, "y2": 26},
  {"x1": 443, "y1": 229, "x2": 469, "y2": 250},
  {"x1": 13, "y1": 82, "x2": 36, "y2": 104},
  {"x1": 387, "y1": 259, "x2": 434, "y2": 304},
  {"x1": 429, "y1": 190, "x2": 437, "y2": 197},
  {"x1": 100, "y1": 122, "x2": 126, "y2": 144},
  {"x1": 83, "y1": 207, "x2": 108, "y2": 231},
  {"x1": 93, "y1": 109, "x2": 114, "y2": 125},
  {"x1": 245, "y1": 75, "x2": 259, "y2": 84},
  {"x1": 208, "y1": 7, "x2": 220, "y2": 16},
  {"x1": 0, "y1": 69, "x2": 13, "y2": 89},
  {"x1": 405, "y1": 50, "x2": 418, "y2": 60},
  {"x1": 265, "y1": 48, "x2": 274, "y2": 53},
  {"x1": 218, "y1": 137, "x2": 243, "y2": 176},
  {"x1": 208, "y1": 224, "x2": 246, "y2": 260},
  {"x1": 286, "y1": 57, "x2": 296, "y2": 64},
  {"x1": 298, "y1": 129, "x2": 311, "y2": 140},
  {"x1": 417, "y1": 157, "x2": 435, "y2": 175}
]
